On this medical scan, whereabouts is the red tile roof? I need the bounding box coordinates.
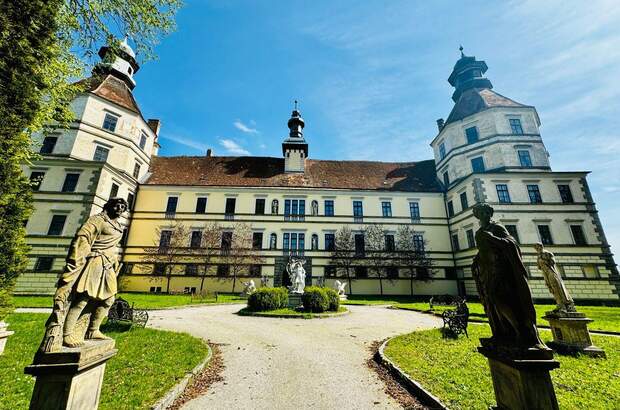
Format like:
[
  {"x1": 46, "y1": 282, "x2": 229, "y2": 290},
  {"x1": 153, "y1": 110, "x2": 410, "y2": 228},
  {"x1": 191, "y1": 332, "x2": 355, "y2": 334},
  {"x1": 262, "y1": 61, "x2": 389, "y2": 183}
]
[
  {"x1": 445, "y1": 88, "x2": 529, "y2": 125},
  {"x1": 145, "y1": 156, "x2": 441, "y2": 192},
  {"x1": 77, "y1": 74, "x2": 142, "y2": 115}
]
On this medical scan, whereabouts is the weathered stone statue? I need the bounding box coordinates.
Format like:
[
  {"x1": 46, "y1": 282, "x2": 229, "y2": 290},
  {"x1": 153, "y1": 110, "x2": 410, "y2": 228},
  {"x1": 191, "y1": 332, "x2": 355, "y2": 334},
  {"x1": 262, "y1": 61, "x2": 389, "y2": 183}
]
[
  {"x1": 471, "y1": 203, "x2": 545, "y2": 350},
  {"x1": 242, "y1": 280, "x2": 256, "y2": 295},
  {"x1": 334, "y1": 280, "x2": 347, "y2": 296},
  {"x1": 286, "y1": 258, "x2": 306, "y2": 294},
  {"x1": 535, "y1": 243, "x2": 575, "y2": 313},
  {"x1": 39, "y1": 198, "x2": 128, "y2": 353}
]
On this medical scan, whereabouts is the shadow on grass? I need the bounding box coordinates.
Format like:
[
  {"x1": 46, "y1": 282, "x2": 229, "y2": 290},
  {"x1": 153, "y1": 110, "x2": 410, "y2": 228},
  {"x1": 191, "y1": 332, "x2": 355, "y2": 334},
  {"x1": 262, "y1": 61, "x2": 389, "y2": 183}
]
[{"x1": 101, "y1": 320, "x2": 133, "y2": 333}]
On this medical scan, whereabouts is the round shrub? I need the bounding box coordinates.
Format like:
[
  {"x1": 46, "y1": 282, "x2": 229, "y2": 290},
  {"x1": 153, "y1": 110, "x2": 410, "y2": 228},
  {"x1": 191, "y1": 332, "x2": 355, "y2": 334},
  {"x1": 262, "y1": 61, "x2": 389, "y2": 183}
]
[
  {"x1": 302, "y1": 286, "x2": 330, "y2": 313},
  {"x1": 247, "y1": 287, "x2": 288, "y2": 312},
  {"x1": 324, "y1": 288, "x2": 340, "y2": 312}
]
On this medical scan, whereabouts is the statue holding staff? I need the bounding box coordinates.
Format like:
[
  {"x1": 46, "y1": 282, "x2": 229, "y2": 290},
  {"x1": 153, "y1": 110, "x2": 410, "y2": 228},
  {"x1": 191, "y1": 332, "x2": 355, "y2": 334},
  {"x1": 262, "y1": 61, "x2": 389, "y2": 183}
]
[{"x1": 535, "y1": 243, "x2": 575, "y2": 313}]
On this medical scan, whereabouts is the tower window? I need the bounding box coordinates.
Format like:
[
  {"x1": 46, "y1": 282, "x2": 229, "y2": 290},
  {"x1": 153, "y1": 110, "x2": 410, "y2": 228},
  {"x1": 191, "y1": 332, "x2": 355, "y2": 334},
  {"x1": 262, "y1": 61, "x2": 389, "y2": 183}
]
[
  {"x1": 40, "y1": 136, "x2": 58, "y2": 154},
  {"x1": 127, "y1": 192, "x2": 135, "y2": 210},
  {"x1": 537, "y1": 225, "x2": 553, "y2": 245},
  {"x1": 509, "y1": 118, "x2": 524, "y2": 134},
  {"x1": 109, "y1": 183, "x2": 119, "y2": 199},
  {"x1": 381, "y1": 202, "x2": 392, "y2": 217},
  {"x1": 518, "y1": 150, "x2": 532, "y2": 167},
  {"x1": 465, "y1": 126, "x2": 479, "y2": 144},
  {"x1": 409, "y1": 202, "x2": 420, "y2": 221},
  {"x1": 61, "y1": 173, "x2": 80, "y2": 193},
  {"x1": 48, "y1": 215, "x2": 67, "y2": 236},
  {"x1": 443, "y1": 171, "x2": 449, "y2": 187},
  {"x1": 466, "y1": 229, "x2": 475, "y2": 248},
  {"x1": 460, "y1": 192, "x2": 468, "y2": 210},
  {"x1": 102, "y1": 113, "x2": 119, "y2": 132},
  {"x1": 558, "y1": 185, "x2": 574, "y2": 203},
  {"x1": 471, "y1": 156, "x2": 485, "y2": 173},
  {"x1": 324, "y1": 200, "x2": 334, "y2": 216},
  {"x1": 451, "y1": 233, "x2": 460, "y2": 251},
  {"x1": 496, "y1": 184, "x2": 511, "y2": 203},
  {"x1": 133, "y1": 162, "x2": 141, "y2": 179},
  {"x1": 439, "y1": 142, "x2": 446, "y2": 160},
  {"x1": 447, "y1": 200, "x2": 455, "y2": 217},
  {"x1": 527, "y1": 184, "x2": 543, "y2": 204},
  {"x1": 35, "y1": 256, "x2": 54, "y2": 271},
  {"x1": 30, "y1": 171, "x2": 45, "y2": 191},
  {"x1": 139, "y1": 133, "x2": 147, "y2": 150},
  {"x1": 570, "y1": 225, "x2": 587, "y2": 246},
  {"x1": 93, "y1": 146, "x2": 110, "y2": 162}
]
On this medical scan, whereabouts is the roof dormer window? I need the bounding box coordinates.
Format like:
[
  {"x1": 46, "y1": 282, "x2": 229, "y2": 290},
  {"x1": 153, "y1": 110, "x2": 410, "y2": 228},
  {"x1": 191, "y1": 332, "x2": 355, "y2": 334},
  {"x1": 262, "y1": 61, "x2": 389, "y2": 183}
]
[{"x1": 103, "y1": 113, "x2": 118, "y2": 132}]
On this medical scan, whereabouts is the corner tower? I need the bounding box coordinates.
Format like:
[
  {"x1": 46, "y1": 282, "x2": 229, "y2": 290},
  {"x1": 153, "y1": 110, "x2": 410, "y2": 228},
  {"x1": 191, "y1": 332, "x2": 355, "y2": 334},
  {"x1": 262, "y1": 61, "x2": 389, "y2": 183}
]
[
  {"x1": 282, "y1": 101, "x2": 308, "y2": 173},
  {"x1": 93, "y1": 37, "x2": 140, "y2": 89}
]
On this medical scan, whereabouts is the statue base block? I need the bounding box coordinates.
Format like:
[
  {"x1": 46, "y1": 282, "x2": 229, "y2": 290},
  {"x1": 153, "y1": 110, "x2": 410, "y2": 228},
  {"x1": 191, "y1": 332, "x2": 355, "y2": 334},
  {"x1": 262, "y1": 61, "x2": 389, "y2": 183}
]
[
  {"x1": 543, "y1": 311, "x2": 605, "y2": 358},
  {"x1": 339, "y1": 295, "x2": 348, "y2": 301},
  {"x1": 478, "y1": 340, "x2": 560, "y2": 410},
  {"x1": 25, "y1": 339, "x2": 117, "y2": 410},
  {"x1": 288, "y1": 293, "x2": 303, "y2": 309},
  {"x1": 0, "y1": 322, "x2": 14, "y2": 355}
]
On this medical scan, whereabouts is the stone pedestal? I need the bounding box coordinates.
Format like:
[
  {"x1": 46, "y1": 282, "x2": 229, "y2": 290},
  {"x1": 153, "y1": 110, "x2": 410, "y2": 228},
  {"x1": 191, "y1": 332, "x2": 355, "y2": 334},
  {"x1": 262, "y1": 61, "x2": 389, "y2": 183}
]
[
  {"x1": 543, "y1": 310, "x2": 605, "y2": 357},
  {"x1": 478, "y1": 339, "x2": 560, "y2": 410},
  {"x1": 288, "y1": 293, "x2": 302, "y2": 309},
  {"x1": 0, "y1": 322, "x2": 14, "y2": 355},
  {"x1": 339, "y1": 294, "x2": 348, "y2": 301},
  {"x1": 25, "y1": 339, "x2": 117, "y2": 410}
]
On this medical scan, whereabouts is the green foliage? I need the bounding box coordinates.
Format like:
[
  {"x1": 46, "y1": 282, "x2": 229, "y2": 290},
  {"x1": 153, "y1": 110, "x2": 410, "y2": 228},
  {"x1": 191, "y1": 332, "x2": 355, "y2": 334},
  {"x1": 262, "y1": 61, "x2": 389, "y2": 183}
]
[
  {"x1": 247, "y1": 287, "x2": 288, "y2": 312},
  {"x1": 302, "y1": 286, "x2": 330, "y2": 313},
  {"x1": 0, "y1": 289, "x2": 14, "y2": 321},
  {"x1": 324, "y1": 288, "x2": 340, "y2": 311}
]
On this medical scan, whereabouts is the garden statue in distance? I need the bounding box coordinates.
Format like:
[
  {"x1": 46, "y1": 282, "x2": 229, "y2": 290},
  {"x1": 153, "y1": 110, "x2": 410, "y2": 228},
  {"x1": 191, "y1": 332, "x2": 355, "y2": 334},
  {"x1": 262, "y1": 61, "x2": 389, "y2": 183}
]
[
  {"x1": 242, "y1": 280, "x2": 257, "y2": 295},
  {"x1": 38, "y1": 197, "x2": 128, "y2": 353},
  {"x1": 535, "y1": 243, "x2": 576, "y2": 313},
  {"x1": 286, "y1": 258, "x2": 306, "y2": 294},
  {"x1": 334, "y1": 280, "x2": 347, "y2": 296}
]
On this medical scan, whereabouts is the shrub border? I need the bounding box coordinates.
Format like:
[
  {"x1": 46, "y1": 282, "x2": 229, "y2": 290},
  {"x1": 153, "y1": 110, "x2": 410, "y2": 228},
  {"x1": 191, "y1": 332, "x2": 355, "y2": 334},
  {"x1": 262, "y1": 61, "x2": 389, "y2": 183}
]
[{"x1": 236, "y1": 307, "x2": 349, "y2": 319}]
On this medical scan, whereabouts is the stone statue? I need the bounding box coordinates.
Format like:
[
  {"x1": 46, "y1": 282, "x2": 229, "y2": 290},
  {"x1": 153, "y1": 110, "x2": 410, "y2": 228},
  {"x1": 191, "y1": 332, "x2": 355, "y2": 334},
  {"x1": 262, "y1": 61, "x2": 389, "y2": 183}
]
[
  {"x1": 271, "y1": 199, "x2": 279, "y2": 214},
  {"x1": 39, "y1": 198, "x2": 128, "y2": 353},
  {"x1": 334, "y1": 280, "x2": 347, "y2": 296},
  {"x1": 242, "y1": 280, "x2": 256, "y2": 295},
  {"x1": 311, "y1": 200, "x2": 319, "y2": 216},
  {"x1": 286, "y1": 258, "x2": 306, "y2": 293},
  {"x1": 471, "y1": 203, "x2": 545, "y2": 350},
  {"x1": 535, "y1": 243, "x2": 575, "y2": 313}
]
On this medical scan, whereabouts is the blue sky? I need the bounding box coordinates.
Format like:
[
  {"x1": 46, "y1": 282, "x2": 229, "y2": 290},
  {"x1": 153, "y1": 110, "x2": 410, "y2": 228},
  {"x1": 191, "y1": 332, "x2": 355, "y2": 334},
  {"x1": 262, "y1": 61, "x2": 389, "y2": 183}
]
[{"x1": 126, "y1": 0, "x2": 620, "y2": 254}]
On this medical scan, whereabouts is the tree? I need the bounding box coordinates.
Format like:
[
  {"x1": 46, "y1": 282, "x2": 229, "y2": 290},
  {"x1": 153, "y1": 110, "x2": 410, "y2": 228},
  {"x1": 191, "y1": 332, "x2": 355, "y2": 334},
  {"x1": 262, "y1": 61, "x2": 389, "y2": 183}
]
[
  {"x1": 142, "y1": 221, "x2": 191, "y2": 294},
  {"x1": 221, "y1": 223, "x2": 265, "y2": 293},
  {"x1": 363, "y1": 224, "x2": 390, "y2": 296},
  {"x1": 192, "y1": 222, "x2": 222, "y2": 294},
  {"x1": 0, "y1": 0, "x2": 180, "y2": 310},
  {"x1": 396, "y1": 225, "x2": 434, "y2": 296},
  {"x1": 331, "y1": 226, "x2": 355, "y2": 295}
]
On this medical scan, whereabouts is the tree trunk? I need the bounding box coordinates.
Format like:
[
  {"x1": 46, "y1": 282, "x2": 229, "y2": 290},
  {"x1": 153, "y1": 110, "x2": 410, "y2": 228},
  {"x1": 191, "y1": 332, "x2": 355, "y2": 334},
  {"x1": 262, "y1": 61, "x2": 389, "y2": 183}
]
[
  {"x1": 378, "y1": 274, "x2": 383, "y2": 295},
  {"x1": 346, "y1": 268, "x2": 353, "y2": 295},
  {"x1": 166, "y1": 267, "x2": 172, "y2": 293},
  {"x1": 232, "y1": 274, "x2": 237, "y2": 293},
  {"x1": 410, "y1": 274, "x2": 414, "y2": 296},
  {"x1": 199, "y1": 271, "x2": 206, "y2": 294}
]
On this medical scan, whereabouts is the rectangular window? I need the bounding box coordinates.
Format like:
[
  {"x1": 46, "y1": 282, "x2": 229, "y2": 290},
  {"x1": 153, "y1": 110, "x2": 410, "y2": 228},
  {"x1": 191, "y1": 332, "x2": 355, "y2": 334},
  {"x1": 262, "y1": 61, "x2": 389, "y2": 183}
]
[
  {"x1": 190, "y1": 231, "x2": 202, "y2": 248},
  {"x1": 466, "y1": 229, "x2": 475, "y2": 248},
  {"x1": 139, "y1": 132, "x2": 147, "y2": 150},
  {"x1": 570, "y1": 225, "x2": 587, "y2": 246},
  {"x1": 283, "y1": 232, "x2": 304, "y2": 253},
  {"x1": 558, "y1": 185, "x2": 574, "y2": 204},
  {"x1": 166, "y1": 196, "x2": 178, "y2": 217},
  {"x1": 409, "y1": 202, "x2": 420, "y2": 221},
  {"x1": 518, "y1": 150, "x2": 532, "y2": 167},
  {"x1": 386, "y1": 266, "x2": 399, "y2": 279},
  {"x1": 150, "y1": 286, "x2": 162, "y2": 293},
  {"x1": 353, "y1": 201, "x2": 363, "y2": 222},
  {"x1": 40, "y1": 136, "x2": 58, "y2": 154},
  {"x1": 250, "y1": 265, "x2": 262, "y2": 276},
  {"x1": 153, "y1": 263, "x2": 166, "y2": 275},
  {"x1": 537, "y1": 225, "x2": 553, "y2": 245},
  {"x1": 355, "y1": 266, "x2": 368, "y2": 278},
  {"x1": 283, "y1": 233, "x2": 290, "y2": 250},
  {"x1": 447, "y1": 200, "x2": 454, "y2": 217},
  {"x1": 505, "y1": 224, "x2": 520, "y2": 243},
  {"x1": 133, "y1": 162, "x2": 141, "y2": 179},
  {"x1": 102, "y1": 113, "x2": 118, "y2": 132},
  {"x1": 221, "y1": 231, "x2": 232, "y2": 254},
  {"x1": 47, "y1": 215, "x2": 67, "y2": 235},
  {"x1": 109, "y1": 183, "x2": 119, "y2": 199},
  {"x1": 159, "y1": 230, "x2": 172, "y2": 248},
  {"x1": 439, "y1": 142, "x2": 446, "y2": 159},
  {"x1": 509, "y1": 118, "x2": 524, "y2": 134},
  {"x1": 413, "y1": 234, "x2": 425, "y2": 252},
  {"x1": 252, "y1": 232, "x2": 263, "y2": 250},
  {"x1": 451, "y1": 233, "x2": 460, "y2": 251},
  {"x1": 185, "y1": 264, "x2": 198, "y2": 276},
  {"x1": 582, "y1": 265, "x2": 598, "y2": 278},
  {"x1": 93, "y1": 145, "x2": 110, "y2": 162},
  {"x1": 471, "y1": 156, "x2": 485, "y2": 173},
  {"x1": 460, "y1": 192, "x2": 468, "y2": 210},
  {"x1": 384, "y1": 235, "x2": 395, "y2": 251},
  {"x1": 443, "y1": 171, "x2": 449, "y2": 187},
  {"x1": 325, "y1": 233, "x2": 335, "y2": 251},
  {"x1": 354, "y1": 234, "x2": 365, "y2": 256},
  {"x1": 465, "y1": 126, "x2": 479, "y2": 144},
  {"x1": 34, "y1": 256, "x2": 54, "y2": 271},
  {"x1": 195, "y1": 197, "x2": 207, "y2": 213},
  {"x1": 225, "y1": 198, "x2": 236, "y2": 219},
  {"x1": 217, "y1": 265, "x2": 230, "y2": 277},
  {"x1": 284, "y1": 199, "x2": 305, "y2": 220},
  {"x1": 496, "y1": 184, "x2": 511, "y2": 203},
  {"x1": 527, "y1": 184, "x2": 542, "y2": 204},
  {"x1": 324, "y1": 200, "x2": 334, "y2": 216},
  {"x1": 61, "y1": 173, "x2": 80, "y2": 193},
  {"x1": 324, "y1": 266, "x2": 336, "y2": 277},
  {"x1": 30, "y1": 171, "x2": 45, "y2": 191},
  {"x1": 255, "y1": 198, "x2": 265, "y2": 215},
  {"x1": 127, "y1": 192, "x2": 135, "y2": 211},
  {"x1": 381, "y1": 201, "x2": 392, "y2": 217}
]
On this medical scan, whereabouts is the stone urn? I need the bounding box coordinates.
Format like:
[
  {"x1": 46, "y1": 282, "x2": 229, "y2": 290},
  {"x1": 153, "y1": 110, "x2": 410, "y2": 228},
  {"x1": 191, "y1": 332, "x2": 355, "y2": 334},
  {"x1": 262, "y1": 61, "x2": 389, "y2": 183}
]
[{"x1": 0, "y1": 321, "x2": 14, "y2": 355}]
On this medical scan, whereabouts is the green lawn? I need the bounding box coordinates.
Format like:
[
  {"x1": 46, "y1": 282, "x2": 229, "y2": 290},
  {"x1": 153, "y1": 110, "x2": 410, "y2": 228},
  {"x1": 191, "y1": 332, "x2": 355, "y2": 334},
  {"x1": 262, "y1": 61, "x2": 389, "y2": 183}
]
[
  {"x1": 0, "y1": 313, "x2": 209, "y2": 410},
  {"x1": 384, "y1": 325, "x2": 619, "y2": 410},
  {"x1": 394, "y1": 302, "x2": 620, "y2": 333},
  {"x1": 238, "y1": 306, "x2": 348, "y2": 319},
  {"x1": 13, "y1": 292, "x2": 246, "y2": 310}
]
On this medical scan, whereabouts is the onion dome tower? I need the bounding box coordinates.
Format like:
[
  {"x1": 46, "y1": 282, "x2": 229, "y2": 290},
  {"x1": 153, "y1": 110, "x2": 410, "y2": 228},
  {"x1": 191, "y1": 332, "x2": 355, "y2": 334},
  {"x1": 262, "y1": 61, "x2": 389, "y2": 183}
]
[{"x1": 282, "y1": 101, "x2": 309, "y2": 173}]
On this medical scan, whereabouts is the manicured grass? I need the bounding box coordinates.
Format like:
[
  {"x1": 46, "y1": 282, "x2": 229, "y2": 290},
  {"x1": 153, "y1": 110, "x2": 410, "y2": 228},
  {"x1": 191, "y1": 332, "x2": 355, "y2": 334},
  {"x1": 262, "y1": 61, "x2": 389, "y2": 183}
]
[
  {"x1": 394, "y1": 302, "x2": 620, "y2": 333},
  {"x1": 13, "y1": 292, "x2": 246, "y2": 309},
  {"x1": 238, "y1": 306, "x2": 348, "y2": 319},
  {"x1": 0, "y1": 313, "x2": 209, "y2": 410},
  {"x1": 342, "y1": 295, "x2": 419, "y2": 305},
  {"x1": 384, "y1": 325, "x2": 619, "y2": 410}
]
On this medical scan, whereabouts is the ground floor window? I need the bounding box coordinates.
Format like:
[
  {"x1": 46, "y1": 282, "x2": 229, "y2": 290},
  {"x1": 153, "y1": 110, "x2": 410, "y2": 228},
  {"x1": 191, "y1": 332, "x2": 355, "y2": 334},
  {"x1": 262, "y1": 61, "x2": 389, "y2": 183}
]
[
  {"x1": 355, "y1": 266, "x2": 368, "y2": 278},
  {"x1": 149, "y1": 286, "x2": 162, "y2": 293}
]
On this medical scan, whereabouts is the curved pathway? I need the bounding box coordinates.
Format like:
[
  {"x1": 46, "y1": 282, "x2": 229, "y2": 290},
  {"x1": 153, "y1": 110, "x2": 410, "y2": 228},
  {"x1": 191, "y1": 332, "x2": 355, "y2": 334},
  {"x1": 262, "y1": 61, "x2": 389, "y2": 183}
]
[{"x1": 147, "y1": 304, "x2": 441, "y2": 410}]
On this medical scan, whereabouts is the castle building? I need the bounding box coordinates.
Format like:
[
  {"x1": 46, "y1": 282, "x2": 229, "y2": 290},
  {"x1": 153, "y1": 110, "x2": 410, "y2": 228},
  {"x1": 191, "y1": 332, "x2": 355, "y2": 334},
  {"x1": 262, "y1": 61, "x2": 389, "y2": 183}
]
[{"x1": 16, "y1": 44, "x2": 619, "y2": 302}]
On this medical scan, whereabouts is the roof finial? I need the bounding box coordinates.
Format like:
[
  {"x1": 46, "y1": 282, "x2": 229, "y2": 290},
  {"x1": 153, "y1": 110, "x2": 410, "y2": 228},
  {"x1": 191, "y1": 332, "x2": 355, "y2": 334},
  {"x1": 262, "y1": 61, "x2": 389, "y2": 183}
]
[
  {"x1": 459, "y1": 45, "x2": 464, "y2": 57},
  {"x1": 294, "y1": 99, "x2": 298, "y2": 111}
]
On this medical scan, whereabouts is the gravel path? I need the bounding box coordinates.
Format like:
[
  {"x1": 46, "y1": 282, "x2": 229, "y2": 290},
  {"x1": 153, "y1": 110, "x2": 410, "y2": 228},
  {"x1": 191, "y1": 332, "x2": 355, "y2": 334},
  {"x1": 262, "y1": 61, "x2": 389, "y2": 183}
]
[{"x1": 147, "y1": 304, "x2": 441, "y2": 410}]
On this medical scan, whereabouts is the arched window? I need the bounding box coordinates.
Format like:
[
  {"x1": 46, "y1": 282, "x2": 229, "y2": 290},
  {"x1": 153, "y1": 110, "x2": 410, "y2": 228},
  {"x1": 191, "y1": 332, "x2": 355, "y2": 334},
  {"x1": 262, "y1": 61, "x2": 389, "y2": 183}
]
[
  {"x1": 311, "y1": 200, "x2": 319, "y2": 216},
  {"x1": 269, "y1": 233, "x2": 277, "y2": 250},
  {"x1": 271, "y1": 199, "x2": 279, "y2": 214},
  {"x1": 311, "y1": 234, "x2": 319, "y2": 250}
]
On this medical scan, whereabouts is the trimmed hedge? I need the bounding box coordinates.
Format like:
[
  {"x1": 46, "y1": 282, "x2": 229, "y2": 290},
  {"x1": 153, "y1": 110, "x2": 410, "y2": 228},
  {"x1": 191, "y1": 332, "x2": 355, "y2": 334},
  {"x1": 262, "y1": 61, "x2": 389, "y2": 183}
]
[
  {"x1": 302, "y1": 287, "x2": 340, "y2": 313},
  {"x1": 247, "y1": 287, "x2": 288, "y2": 312}
]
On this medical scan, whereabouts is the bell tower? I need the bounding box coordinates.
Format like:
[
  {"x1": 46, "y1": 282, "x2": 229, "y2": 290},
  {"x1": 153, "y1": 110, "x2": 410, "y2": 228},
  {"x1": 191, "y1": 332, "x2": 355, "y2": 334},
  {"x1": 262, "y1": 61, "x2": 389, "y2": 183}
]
[
  {"x1": 93, "y1": 37, "x2": 140, "y2": 89},
  {"x1": 282, "y1": 101, "x2": 308, "y2": 173}
]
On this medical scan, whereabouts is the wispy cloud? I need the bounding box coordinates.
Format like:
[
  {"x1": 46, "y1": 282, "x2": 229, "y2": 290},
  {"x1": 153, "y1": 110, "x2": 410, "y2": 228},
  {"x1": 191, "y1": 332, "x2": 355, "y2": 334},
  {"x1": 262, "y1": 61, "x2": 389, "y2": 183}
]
[
  {"x1": 160, "y1": 134, "x2": 207, "y2": 153},
  {"x1": 233, "y1": 119, "x2": 259, "y2": 134},
  {"x1": 219, "y1": 138, "x2": 251, "y2": 156}
]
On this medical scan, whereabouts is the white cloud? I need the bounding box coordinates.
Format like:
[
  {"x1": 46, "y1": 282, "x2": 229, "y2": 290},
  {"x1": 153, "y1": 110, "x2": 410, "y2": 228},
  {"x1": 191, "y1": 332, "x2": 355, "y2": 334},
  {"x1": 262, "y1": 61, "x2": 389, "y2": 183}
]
[
  {"x1": 219, "y1": 138, "x2": 251, "y2": 156},
  {"x1": 233, "y1": 119, "x2": 259, "y2": 134},
  {"x1": 160, "y1": 134, "x2": 207, "y2": 153}
]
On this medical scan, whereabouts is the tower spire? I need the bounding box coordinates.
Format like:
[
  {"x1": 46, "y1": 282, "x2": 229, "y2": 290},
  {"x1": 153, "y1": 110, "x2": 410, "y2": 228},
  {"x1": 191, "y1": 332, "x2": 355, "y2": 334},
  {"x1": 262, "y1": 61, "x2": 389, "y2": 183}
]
[
  {"x1": 282, "y1": 101, "x2": 308, "y2": 173},
  {"x1": 447, "y1": 48, "x2": 493, "y2": 102}
]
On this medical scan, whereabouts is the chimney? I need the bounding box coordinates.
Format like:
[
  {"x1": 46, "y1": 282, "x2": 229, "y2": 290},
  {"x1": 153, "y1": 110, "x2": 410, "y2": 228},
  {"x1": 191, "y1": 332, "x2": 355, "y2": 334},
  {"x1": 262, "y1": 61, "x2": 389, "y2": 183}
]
[
  {"x1": 436, "y1": 118, "x2": 445, "y2": 132},
  {"x1": 206, "y1": 148, "x2": 212, "y2": 157},
  {"x1": 147, "y1": 119, "x2": 161, "y2": 136}
]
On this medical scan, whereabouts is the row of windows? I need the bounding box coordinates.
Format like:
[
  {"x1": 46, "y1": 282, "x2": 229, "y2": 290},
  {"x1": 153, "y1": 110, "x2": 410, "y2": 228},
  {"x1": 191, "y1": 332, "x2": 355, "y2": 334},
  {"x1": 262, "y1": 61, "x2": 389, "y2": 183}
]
[
  {"x1": 495, "y1": 183, "x2": 574, "y2": 205},
  {"x1": 438, "y1": 118, "x2": 525, "y2": 160},
  {"x1": 165, "y1": 196, "x2": 422, "y2": 220},
  {"x1": 102, "y1": 113, "x2": 149, "y2": 150}
]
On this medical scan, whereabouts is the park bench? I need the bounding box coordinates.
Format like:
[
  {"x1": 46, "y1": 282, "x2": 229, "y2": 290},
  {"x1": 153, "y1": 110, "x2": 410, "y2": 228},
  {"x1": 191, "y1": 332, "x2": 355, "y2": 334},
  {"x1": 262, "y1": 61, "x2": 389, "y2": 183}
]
[
  {"x1": 441, "y1": 298, "x2": 469, "y2": 337},
  {"x1": 107, "y1": 297, "x2": 149, "y2": 327}
]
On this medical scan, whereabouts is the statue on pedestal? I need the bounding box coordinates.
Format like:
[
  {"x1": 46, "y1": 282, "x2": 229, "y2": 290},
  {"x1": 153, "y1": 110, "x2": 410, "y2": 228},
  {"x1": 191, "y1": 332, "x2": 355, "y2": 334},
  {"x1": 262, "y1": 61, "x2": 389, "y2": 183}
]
[
  {"x1": 38, "y1": 198, "x2": 128, "y2": 353},
  {"x1": 471, "y1": 203, "x2": 545, "y2": 350},
  {"x1": 535, "y1": 243, "x2": 575, "y2": 313},
  {"x1": 242, "y1": 280, "x2": 256, "y2": 295},
  {"x1": 334, "y1": 280, "x2": 347, "y2": 296},
  {"x1": 286, "y1": 258, "x2": 306, "y2": 294}
]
